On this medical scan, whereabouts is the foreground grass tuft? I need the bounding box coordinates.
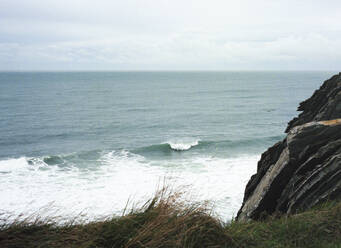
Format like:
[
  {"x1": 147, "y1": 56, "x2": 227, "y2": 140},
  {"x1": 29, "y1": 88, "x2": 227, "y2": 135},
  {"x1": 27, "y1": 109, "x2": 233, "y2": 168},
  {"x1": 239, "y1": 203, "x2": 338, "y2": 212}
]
[
  {"x1": 95, "y1": 191, "x2": 231, "y2": 248},
  {"x1": 0, "y1": 191, "x2": 340, "y2": 248}
]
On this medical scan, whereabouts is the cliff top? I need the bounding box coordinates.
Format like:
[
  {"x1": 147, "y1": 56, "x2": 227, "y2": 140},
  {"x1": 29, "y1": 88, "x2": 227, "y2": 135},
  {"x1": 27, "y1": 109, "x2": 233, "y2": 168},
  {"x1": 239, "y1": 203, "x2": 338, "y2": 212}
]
[{"x1": 286, "y1": 72, "x2": 341, "y2": 132}]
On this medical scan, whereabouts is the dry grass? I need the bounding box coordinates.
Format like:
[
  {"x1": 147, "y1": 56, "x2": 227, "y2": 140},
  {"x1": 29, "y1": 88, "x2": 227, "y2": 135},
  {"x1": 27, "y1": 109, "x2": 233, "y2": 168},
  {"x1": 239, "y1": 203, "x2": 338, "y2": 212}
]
[
  {"x1": 0, "y1": 188, "x2": 232, "y2": 248},
  {"x1": 0, "y1": 189, "x2": 340, "y2": 248},
  {"x1": 95, "y1": 188, "x2": 233, "y2": 248}
]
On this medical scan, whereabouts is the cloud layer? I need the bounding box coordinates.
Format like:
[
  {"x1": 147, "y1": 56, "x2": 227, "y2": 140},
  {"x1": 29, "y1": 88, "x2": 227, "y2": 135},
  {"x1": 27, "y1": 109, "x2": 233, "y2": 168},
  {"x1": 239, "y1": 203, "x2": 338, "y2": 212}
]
[{"x1": 1, "y1": 0, "x2": 341, "y2": 70}]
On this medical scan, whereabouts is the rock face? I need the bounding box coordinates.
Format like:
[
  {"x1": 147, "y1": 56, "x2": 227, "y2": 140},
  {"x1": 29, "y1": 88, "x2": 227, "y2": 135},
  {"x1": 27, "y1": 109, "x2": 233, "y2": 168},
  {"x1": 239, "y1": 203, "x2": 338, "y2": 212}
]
[
  {"x1": 237, "y1": 73, "x2": 341, "y2": 221},
  {"x1": 286, "y1": 73, "x2": 341, "y2": 132}
]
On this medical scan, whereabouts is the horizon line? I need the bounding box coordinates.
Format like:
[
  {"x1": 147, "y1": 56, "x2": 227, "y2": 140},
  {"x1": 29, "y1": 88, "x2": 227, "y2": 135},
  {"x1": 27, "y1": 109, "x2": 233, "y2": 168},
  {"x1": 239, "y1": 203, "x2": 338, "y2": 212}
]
[{"x1": 0, "y1": 69, "x2": 339, "y2": 73}]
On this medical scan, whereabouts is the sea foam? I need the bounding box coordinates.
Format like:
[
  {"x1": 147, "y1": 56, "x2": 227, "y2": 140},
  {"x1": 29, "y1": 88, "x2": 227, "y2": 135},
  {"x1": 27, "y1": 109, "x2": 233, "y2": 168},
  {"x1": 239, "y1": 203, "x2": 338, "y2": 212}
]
[
  {"x1": 167, "y1": 140, "x2": 200, "y2": 151},
  {"x1": 0, "y1": 151, "x2": 258, "y2": 223}
]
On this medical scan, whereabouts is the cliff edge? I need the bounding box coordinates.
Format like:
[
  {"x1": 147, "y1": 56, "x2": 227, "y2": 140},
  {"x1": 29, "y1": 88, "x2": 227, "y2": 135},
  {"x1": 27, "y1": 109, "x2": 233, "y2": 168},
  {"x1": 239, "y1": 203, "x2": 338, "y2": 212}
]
[{"x1": 237, "y1": 73, "x2": 341, "y2": 221}]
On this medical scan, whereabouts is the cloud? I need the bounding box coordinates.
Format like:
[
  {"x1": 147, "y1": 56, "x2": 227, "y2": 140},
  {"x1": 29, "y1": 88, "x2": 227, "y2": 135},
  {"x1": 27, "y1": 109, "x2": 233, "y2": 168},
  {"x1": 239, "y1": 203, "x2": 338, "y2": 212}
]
[{"x1": 1, "y1": 0, "x2": 341, "y2": 70}]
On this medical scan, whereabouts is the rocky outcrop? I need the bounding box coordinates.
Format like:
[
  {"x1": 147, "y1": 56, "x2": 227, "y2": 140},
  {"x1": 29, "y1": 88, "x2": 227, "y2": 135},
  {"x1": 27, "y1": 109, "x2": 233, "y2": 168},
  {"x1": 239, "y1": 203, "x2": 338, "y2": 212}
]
[
  {"x1": 286, "y1": 73, "x2": 341, "y2": 132},
  {"x1": 237, "y1": 73, "x2": 341, "y2": 221}
]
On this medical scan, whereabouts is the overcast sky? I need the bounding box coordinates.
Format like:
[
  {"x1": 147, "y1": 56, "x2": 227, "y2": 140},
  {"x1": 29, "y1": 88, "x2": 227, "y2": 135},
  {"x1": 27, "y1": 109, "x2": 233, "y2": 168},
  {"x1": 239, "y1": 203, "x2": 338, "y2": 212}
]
[{"x1": 1, "y1": 0, "x2": 341, "y2": 71}]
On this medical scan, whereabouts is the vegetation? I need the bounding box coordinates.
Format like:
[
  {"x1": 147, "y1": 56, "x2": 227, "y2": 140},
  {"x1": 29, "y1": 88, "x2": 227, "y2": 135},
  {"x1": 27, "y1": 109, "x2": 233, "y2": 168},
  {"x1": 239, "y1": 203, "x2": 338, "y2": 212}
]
[{"x1": 0, "y1": 190, "x2": 340, "y2": 248}]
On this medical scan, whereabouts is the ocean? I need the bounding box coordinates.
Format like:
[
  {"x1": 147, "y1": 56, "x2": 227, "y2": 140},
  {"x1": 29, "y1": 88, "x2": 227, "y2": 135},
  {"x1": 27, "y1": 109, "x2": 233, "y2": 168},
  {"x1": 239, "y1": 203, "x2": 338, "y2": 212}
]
[{"x1": 0, "y1": 71, "x2": 335, "y2": 222}]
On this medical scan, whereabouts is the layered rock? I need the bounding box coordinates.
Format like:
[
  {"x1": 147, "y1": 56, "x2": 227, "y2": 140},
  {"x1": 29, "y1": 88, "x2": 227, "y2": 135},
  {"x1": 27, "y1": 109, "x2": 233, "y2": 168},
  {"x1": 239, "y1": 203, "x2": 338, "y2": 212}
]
[
  {"x1": 286, "y1": 73, "x2": 341, "y2": 132},
  {"x1": 237, "y1": 73, "x2": 341, "y2": 221}
]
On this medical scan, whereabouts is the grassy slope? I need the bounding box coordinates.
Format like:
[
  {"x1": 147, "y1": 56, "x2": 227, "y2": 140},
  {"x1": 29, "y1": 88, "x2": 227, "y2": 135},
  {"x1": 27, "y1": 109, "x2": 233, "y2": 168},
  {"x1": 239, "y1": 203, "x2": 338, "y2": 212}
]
[{"x1": 0, "y1": 192, "x2": 340, "y2": 248}]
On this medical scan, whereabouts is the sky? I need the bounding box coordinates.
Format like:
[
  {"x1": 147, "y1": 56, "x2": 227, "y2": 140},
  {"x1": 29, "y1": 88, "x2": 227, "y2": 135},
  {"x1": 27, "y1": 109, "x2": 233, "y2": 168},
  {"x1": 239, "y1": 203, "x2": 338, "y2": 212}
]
[{"x1": 1, "y1": 0, "x2": 341, "y2": 71}]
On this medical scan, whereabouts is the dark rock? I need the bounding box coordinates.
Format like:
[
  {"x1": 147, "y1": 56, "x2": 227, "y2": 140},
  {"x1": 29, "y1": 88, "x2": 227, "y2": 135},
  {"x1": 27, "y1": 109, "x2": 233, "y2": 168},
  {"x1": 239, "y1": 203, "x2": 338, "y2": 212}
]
[
  {"x1": 286, "y1": 72, "x2": 341, "y2": 132},
  {"x1": 237, "y1": 73, "x2": 341, "y2": 221},
  {"x1": 241, "y1": 141, "x2": 285, "y2": 203}
]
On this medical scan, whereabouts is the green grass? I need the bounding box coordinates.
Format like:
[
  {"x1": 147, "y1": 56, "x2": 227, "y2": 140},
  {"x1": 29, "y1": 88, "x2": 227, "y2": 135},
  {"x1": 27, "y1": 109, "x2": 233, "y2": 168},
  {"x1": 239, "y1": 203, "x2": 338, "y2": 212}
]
[
  {"x1": 226, "y1": 201, "x2": 341, "y2": 248},
  {"x1": 1, "y1": 191, "x2": 340, "y2": 248}
]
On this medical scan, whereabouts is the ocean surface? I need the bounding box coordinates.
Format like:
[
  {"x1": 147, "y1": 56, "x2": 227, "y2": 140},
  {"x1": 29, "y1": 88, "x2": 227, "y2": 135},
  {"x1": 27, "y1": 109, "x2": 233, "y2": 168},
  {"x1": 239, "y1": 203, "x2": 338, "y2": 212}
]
[{"x1": 0, "y1": 71, "x2": 335, "y2": 222}]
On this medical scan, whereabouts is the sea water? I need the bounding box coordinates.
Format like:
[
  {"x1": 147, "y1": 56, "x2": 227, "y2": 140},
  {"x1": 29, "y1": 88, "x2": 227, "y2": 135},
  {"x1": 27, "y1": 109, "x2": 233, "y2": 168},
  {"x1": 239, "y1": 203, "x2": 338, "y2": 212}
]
[{"x1": 0, "y1": 71, "x2": 334, "y2": 222}]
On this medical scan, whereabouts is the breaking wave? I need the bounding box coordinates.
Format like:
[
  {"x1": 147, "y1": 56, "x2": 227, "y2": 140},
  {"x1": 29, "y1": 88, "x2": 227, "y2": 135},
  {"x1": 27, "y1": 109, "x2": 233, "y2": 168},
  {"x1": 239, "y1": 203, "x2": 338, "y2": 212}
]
[
  {"x1": 0, "y1": 150, "x2": 259, "y2": 223},
  {"x1": 167, "y1": 140, "x2": 200, "y2": 151},
  {"x1": 132, "y1": 135, "x2": 284, "y2": 157}
]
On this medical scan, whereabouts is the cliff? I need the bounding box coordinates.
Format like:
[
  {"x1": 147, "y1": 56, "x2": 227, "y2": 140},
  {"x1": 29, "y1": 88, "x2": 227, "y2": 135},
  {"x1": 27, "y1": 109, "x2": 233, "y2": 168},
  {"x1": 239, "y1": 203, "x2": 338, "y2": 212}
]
[{"x1": 237, "y1": 73, "x2": 341, "y2": 221}]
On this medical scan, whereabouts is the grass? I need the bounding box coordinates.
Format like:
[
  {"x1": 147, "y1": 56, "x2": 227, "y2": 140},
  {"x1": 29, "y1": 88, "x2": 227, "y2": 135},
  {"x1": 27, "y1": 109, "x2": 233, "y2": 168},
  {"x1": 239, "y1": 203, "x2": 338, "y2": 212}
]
[
  {"x1": 226, "y1": 201, "x2": 341, "y2": 248},
  {"x1": 0, "y1": 190, "x2": 340, "y2": 248}
]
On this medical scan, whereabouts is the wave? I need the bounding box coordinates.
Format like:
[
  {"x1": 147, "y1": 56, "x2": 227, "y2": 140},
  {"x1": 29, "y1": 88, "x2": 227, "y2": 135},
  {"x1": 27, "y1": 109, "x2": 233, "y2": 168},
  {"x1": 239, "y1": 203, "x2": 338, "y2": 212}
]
[
  {"x1": 0, "y1": 153, "x2": 97, "y2": 174},
  {"x1": 0, "y1": 134, "x2": 284, "y2": 173},
  {"x1": 0, "y1": 157, "x2": 30, "y2": 173},
  {"x1": 0, "y1": 150, "x2": 144, "y2": 174},
  {"x1": 132, "y1": 140, "x2": 202, "y2": 155},
  {"x1": 0, "y1": 150, "x2": 260, "y2": 223},
  {"x1": 132, "y1": 135, "x2": 284, "y2": 156},
  {"x1": 0, "y1": 156, "x2": 66, "y2": 174},
  {"x1": 167, "y1": 140, "x2": 200, "y2": 151}
]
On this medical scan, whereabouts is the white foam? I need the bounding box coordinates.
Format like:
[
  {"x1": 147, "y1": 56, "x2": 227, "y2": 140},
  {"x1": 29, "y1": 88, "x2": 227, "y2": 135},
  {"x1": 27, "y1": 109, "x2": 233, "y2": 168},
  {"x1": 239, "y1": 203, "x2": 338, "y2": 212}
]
[
  {"x1": 0, "y1": 157, "x2": 29, "y2": 173},
  {"x1": 0, "y1": 152, "x2": 258, "y2": 223},
  {"x1": 168, "y1": 140, "x2": 200, "y2": 151}
]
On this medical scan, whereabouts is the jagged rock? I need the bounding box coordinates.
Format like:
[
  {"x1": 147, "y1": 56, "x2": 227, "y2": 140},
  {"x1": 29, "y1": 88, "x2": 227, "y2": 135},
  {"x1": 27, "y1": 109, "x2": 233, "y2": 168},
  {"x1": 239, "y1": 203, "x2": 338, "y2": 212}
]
[
  {"x1": 286, "y1": 72, "x2": 341, "y2": 132},
  {"x1": 237, "y1": 73, "x2": 341, "y2": 221}
]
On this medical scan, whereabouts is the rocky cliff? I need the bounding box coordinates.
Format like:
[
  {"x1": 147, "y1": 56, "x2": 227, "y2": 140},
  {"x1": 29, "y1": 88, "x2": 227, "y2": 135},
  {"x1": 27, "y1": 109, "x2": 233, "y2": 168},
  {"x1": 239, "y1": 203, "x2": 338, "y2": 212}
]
[{"x1": 237, "y1": 73, "x2": 341, "y2": 221}]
